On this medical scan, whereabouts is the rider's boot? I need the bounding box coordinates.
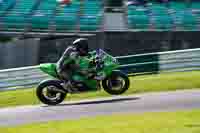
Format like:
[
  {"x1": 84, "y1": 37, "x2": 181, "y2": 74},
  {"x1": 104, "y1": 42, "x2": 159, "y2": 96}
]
[{"x1": 62, "y1": 80, "x2": 79, "y2": 93}]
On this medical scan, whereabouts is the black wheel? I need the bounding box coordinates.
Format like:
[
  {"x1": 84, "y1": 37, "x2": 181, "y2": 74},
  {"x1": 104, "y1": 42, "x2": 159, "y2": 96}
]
[
  {"x1": 36, "y1": 80, "x2": 67, "y2": 105},
  {"x1": 102, "y1": 71, "x2": 130, "y2": 95}
]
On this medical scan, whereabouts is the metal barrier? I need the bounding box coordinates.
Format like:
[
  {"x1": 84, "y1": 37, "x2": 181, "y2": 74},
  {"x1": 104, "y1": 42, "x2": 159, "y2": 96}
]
[{"x1": 0, "y1": 48, "x2": 200, "y2": 92}]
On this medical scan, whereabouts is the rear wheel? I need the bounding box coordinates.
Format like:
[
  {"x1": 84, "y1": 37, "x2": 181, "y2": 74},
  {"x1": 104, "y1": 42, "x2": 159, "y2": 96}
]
[
  {"x1": 36, "y1": 80, "x2": 67, "y2": 105},
  {"x1": 102, "y1": 71, "x2": 130, "y2": 95}
]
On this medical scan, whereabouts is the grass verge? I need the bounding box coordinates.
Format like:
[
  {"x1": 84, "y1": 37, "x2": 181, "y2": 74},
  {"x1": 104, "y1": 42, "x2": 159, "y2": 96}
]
[
  {"x1": 1, "y1": 109, "x2": 200, "y2": 132},
  {"x1": 1, "y1": 71, "x2": 200, "y2": 108}
]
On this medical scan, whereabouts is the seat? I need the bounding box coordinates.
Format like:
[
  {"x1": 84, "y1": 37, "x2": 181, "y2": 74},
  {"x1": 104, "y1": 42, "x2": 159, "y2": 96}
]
[
  {"x1": 149, "y1": 3, "x2": 173, "y2": 29},
  {"x1": 2, "y1": 0, "x2": 35, "y2": 30},
  {"x1": 169, "y1": 2, "x2": 197, "y2": 30},
  {"x1": 80, "y1": 0, "x2": 102, "y2": 31},
  {"x1": 54, "y1": 2, "x2": 80, "y2": 31},
  {"x1": 30, "y1": 0, "x2": 57, "y2": 30},
  {"x1": 0, "y1": 0, "x2": 15, "y2": 15},
  {"x1": 128, "y1": 5, "x2": 150, "y2": 29}
]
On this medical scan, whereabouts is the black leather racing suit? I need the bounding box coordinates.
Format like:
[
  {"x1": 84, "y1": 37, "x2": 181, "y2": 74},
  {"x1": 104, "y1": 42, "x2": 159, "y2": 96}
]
[{"x1": 56, "y1": 46, "x2": 79, "y2": 81}]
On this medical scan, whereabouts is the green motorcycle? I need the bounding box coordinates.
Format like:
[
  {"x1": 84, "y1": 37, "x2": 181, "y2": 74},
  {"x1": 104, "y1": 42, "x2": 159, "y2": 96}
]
[{"x1": 36, "y1": 49, "x2": 130, "y2": 105}]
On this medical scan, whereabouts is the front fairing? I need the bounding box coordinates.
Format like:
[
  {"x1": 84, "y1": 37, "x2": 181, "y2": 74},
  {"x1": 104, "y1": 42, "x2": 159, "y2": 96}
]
[
  {"x1": 102, "y1": 52, "x2": 119, "y2": 76},
  {"x1": 89, "y1": 50, "x2": 120, "y2": 76},
  {"x1": 72, "y1": 50, "x2": 119, "y2": 89}
]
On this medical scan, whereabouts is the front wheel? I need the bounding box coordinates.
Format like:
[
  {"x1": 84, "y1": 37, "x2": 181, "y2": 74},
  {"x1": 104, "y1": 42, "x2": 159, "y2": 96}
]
[
  {"x1": 36, "y1": 80, "x2": 67, "y2": 105},
  {"x1": 102, "y1": 71, "x2": 130, "y2": 95}
]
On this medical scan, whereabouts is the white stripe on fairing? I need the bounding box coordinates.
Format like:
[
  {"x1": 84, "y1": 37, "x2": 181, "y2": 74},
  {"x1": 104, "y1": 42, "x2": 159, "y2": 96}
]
[{"x1": 159, "y1": 49, "x2": 200, "y2": 71}]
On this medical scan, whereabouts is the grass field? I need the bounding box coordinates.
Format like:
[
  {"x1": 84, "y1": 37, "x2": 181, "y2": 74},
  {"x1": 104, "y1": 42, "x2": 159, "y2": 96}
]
[
  {"x1": 1, "y1": 71, "x2": 200, "y2": 108},
  {"x1": 1, "y1": 109, "x2": 200, "y2": 132}
]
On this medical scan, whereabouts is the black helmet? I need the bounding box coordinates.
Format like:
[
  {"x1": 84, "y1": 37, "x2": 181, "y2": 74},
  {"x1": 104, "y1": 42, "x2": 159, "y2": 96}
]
[{"x1": 72, "y1": 38, "x2": 89, "y2": 55}]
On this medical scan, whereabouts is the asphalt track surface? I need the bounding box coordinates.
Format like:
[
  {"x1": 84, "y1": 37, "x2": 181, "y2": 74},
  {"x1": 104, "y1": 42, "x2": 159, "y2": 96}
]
[{"x1": 0, "y1": 89, "x2": 200, "y2": 127}]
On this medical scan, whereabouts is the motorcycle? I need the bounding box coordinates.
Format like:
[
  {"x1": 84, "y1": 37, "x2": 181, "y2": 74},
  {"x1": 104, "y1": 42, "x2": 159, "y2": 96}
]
[{"x1": 36, "y1": 49, "x2": 130, "y2": 105}]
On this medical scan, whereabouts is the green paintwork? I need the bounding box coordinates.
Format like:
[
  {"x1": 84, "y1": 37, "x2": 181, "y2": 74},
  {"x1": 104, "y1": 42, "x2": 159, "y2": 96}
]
[
  {"x1": 39, "y1": 50, "x2": 119, "y2": 90},
  {"x1": 40, "y1": 63, "x2": 58, "y2": 78}
]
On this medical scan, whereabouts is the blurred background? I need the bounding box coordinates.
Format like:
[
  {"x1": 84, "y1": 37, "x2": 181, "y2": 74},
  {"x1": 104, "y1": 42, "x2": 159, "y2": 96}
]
[{"x1": 0, "y1": 0, "x2": 200, "y2": 69}]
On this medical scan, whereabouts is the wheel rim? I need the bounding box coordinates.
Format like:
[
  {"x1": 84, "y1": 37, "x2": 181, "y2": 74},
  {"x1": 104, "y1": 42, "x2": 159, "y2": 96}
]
[
  {"x1": 107, "y1": 76, "x2": 125, "y2": 91},
  {"x1": 42, "y1": 86, "x2": 62, "y2": 101}
]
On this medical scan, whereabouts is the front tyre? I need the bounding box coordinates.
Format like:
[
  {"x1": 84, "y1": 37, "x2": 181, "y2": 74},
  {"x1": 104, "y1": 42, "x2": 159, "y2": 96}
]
[
  {"x1": 102, "y1": 71, "x2": 130, "y2": 95},
  {"x1": 36, "y1": 80, "x2": 67, "y2": 105}
]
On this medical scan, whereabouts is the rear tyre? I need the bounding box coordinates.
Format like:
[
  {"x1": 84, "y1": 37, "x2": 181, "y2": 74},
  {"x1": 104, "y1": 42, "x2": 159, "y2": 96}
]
[
  {"x1": 36, "y1": 80, "x2": 67, "y2": 105},
  {"x1": 102, "y1": 71, "x2": 130, "y2": 95}
]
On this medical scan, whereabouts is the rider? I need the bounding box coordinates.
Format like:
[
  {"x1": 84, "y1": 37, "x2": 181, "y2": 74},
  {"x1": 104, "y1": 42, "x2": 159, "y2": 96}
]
[{"x1": 56, "y1": 38, "x2": 90, "y2": 83}]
